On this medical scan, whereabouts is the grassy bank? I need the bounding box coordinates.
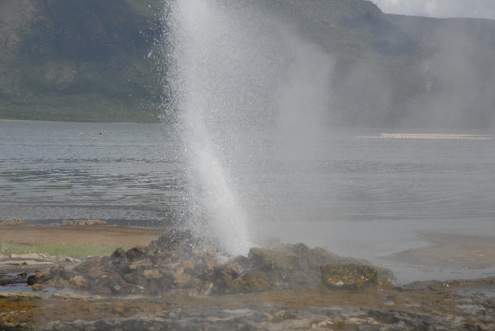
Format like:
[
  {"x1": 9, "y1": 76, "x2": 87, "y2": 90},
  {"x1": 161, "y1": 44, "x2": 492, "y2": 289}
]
[
  {"x1": 0, "y1": 242, "x2": 125, "y2": 258},
  {"x1": 0, "y1": 225, "x2": 160, "y2": 258}
]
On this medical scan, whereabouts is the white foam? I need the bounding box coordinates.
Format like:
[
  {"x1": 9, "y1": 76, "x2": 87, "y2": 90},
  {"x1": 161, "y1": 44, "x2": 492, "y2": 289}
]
[{"x1": 379, "y1": 133, "x2": 493, "y2": 140}]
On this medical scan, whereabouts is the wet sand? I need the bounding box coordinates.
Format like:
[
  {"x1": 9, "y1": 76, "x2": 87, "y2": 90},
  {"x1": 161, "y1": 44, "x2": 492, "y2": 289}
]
[{"x1": 386, "y1": 233, "x2": 495, "y2": 270}]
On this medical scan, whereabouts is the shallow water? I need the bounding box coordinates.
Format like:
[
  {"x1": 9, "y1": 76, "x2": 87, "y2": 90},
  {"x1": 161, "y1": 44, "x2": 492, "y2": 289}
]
[
  {"x1": 0, "y1": 120, "x2": 185, "y2": 226},
  {"x1": 1, "y1": 120, "x2": 495, "y2": 281}
]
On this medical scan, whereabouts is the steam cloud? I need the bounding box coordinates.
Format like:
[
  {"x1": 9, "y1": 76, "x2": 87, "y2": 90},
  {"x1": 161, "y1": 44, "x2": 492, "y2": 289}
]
[
  {"x1": 167, "y1": 0, "x2": 335, "y2": 254},
  {"x1": 373, "y1": 0, "x2": 495, "y2": 19}
]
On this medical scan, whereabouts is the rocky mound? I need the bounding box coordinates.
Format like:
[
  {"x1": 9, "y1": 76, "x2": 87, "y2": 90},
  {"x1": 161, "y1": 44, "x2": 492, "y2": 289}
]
[{"x1": 31, "y1": 229, "x2": 393, "y2": 296}]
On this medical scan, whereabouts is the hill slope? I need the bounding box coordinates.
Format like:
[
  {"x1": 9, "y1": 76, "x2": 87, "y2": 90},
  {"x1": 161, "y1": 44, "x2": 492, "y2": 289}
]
[
  {"x1": 0, "y1": 0, "x2": 162, "y2": 122},
  {"x1": 1, "y1": 0, "x2": 495, "y2": 128}
]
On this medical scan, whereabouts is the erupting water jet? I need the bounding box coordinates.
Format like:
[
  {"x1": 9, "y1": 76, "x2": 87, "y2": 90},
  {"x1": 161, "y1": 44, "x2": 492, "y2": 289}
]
[
  {"x1": 164, "y1": 0, "x2": 333, "y2": 255},
  {"x1": 165, "y1": 0, "x2": 252, "y2": 255}
]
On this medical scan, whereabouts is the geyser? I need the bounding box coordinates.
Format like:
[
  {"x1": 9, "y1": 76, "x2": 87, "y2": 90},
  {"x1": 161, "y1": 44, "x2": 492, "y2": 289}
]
[
  {"x1": 165, "y1": 0, "x2": 333, "y2": 255},
  {"x1": 165, "y1": 0, "x2": 251, "y2": 255}
]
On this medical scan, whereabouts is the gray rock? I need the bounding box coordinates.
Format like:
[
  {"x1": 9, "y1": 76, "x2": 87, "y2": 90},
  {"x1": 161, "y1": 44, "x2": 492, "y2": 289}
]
[{"x1": 320, "y1": 264, "x2": 378, "y2": 290}]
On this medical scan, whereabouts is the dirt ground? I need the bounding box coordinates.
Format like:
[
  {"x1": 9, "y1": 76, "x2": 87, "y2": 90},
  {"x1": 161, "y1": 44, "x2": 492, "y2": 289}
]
[{"x1": 0, "y1": 224, "x2": 160, "y2": 248}]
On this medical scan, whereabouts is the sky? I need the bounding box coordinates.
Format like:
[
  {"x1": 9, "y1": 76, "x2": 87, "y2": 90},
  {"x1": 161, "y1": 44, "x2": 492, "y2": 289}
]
[{"x1": 372, "y1": 0, "x2": 495, "y2": 19}]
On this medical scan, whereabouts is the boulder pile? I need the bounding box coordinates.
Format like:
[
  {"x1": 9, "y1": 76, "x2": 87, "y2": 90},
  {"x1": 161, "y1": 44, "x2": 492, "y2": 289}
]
[{"x1": 31, "y1": 229, "x2": 392, "y2": 296}]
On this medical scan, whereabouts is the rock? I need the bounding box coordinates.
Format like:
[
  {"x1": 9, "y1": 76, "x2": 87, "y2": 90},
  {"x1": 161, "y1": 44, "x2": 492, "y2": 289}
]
[
  {"x1": 27, "y1": 271, "x2": 51, "y2": 286},
  {"x1": 62, "y1": 219, "x2": 107, "y2": 226},
  {"x1": 64, "y1": 257, "x2": 81, "y2": 264},
  {"x1": 37, "y1": 229, "x2": 393, "y2": 297},
  {"x1": 321, "y1": 264, "x2": 378, "y2": 290},
  {"x1": 0, "y1": 219, "x2": 25, "y2": 226},
  {"x1": 0, "y1": 272, "x2": 28, "y2": 286},
  {"x1": 271, "y1": 310, "x2": 297, "y2": 322},
  {"x1": 69, "y1": 275, "x2": 88, "y2": 289},
  {"x1": 142, "y1": 269, "x2": 161, "y2": 280},
  {"x1": 31, "y1": 283, "x2": 45, "y2": 291},
  {"x1": 209, "y1": 243, "x2": 383, "y2": 294},
  {"x1": 9, "y1": 253, "x2": 50, "y2": 261},
  {"x1": 39, "y1": 229, "x2": 222, "y2": 296},
  {"x1": 212, "y1": 266, "x2": 271, "y2": 294}
]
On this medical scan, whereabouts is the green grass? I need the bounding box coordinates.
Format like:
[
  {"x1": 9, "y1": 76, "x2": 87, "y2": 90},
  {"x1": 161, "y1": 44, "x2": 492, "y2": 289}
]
[{"x1": 0, "y1": 242, "x2": 126, "y2": 258}]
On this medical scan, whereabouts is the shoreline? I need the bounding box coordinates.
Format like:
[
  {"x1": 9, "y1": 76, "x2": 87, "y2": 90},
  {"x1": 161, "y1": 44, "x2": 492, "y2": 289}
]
[
  {"x1": 0, "y1": 225, "x2": 494, "y2": 330},
  {"x1": 2, "y1": 223, "x2": 495, "y2": 281}
]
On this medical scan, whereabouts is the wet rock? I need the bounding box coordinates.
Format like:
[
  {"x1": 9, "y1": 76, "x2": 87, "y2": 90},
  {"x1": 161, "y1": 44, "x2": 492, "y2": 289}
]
[
  {"x1": 37, "y1": 229, "x2": 393, "y2": 296},
  {"x1": 212, "y1": 266, "x2": 271, "y2": 294},
  {"x1": 211, "y1": 243, "x2": 383, "y2": 294},
  {"x1": 69, "y1": 275, "x2": 88, "y2": 289},
  {"x1": 8, "y1": 253, "x2": 51, "y2": 261},
  {"x1": 237, "y1": 244, "x2": 339, "y2": 290},
  {"x1": 39, "y1": 229, "x2": 221, "y2": 296},
  {"x1": 27, "y1": 271, "x2": 51, "y2": 286},
  {"x1": 142, "y1": 269, "x2": 162, "y2": 280},
  {"x1": 0, "y1": 272, "x2": 28, "y2": 286},
  {"x1": 271, "y1": 310, "x2": 297, "y2": 322},
  {"x1": 320, "y1": 264, "x2": 378, "y2": 290}
]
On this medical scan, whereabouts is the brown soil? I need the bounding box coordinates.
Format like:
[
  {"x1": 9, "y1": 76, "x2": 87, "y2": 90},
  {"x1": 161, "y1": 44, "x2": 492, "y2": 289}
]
[{"x1": 0, "y1": 225, "x2": 160, "y2": 248}]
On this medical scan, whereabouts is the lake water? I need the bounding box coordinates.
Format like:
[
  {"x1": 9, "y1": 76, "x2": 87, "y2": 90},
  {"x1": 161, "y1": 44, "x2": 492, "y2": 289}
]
[
  {"x1": 1, "y1": 120, "x2": 495, "y2": 281},
  {"x1": 0, "y1": 120, "x2": 184, "y2": 226}
]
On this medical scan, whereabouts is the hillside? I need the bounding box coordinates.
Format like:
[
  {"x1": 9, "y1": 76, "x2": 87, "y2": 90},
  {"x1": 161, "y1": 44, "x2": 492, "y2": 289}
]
[
  {"x1": 1, "y1": 0, "x2": 495, "y2": 128},
  {"x1": 0, "y1": 0, "x2": 163, "y2": 122}
]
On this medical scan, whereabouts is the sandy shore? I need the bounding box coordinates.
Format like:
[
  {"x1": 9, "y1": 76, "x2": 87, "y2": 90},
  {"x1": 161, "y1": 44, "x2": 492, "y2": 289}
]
[
  {"x1": 0, "y1": 224, "x2": 160, "y2": 248},
  {"x1": 386, "y1": 232, "x2": 495, "y2": 270}
]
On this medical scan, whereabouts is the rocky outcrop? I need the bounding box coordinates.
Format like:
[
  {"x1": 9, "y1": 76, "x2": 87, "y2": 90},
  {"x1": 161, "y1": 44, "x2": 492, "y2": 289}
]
[
  {"x1": 211, "y1": 243, "x2": 392, "y2": 294},
  {"x1": 320, "y1": 264, "x2": 378, "y2": 289},
  {"x1": 0, "y1": 272, "x2": 28, "y2": 286},
  {"x1": 32, "y1": 229, "x2": 391, "y2": 296}
]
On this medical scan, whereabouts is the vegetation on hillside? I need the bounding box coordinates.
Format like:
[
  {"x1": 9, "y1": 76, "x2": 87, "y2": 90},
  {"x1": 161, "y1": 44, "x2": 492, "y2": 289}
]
[
  {"x1": 0, "y1": 0, "x2": 494, "y2": 128},
  {"x1": 0, "y1": 0, "x2": 163, "y2": 122}
]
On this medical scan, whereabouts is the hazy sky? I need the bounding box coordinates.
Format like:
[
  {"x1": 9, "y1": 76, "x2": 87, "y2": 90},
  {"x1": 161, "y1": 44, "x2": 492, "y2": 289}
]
[{"x1": 372, "y1": 0, "x2": 495, "y2": 19}]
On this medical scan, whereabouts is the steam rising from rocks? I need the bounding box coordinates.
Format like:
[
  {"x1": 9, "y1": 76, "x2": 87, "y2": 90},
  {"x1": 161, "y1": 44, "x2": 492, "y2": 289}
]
[{"x1": 165, "y1": 0, "x2": 334, "y2": 254}]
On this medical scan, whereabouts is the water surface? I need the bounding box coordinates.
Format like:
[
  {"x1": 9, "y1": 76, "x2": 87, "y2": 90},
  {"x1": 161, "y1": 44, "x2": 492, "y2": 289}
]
[{"x1": 1, "y1": 120, "x2": 495, "y2": 281}]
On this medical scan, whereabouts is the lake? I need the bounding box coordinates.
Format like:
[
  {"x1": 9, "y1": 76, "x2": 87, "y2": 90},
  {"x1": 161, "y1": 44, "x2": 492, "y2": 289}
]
[{"x1": 1, "y1": 120, "x2": 495, "y2": 281}]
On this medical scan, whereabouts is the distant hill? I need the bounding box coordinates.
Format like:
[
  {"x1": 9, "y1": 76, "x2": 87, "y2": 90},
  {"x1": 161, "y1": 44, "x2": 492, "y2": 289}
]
[
  {"x1": 0, "y1": 0, "x2": 163, "y2": 122},
  {"x1": 1, "y1": 0, "x2": 495, "y2": 128}
]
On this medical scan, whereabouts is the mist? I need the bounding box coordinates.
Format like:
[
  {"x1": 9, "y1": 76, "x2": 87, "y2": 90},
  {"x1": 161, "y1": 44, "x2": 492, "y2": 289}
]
[
  {"x1": 165, "y1": 0, "x2": 495, "y2": 258},
  {"x1": 373, "y1": 0, "x2": 495, "y2": 19},
  {"x1": 166, "y1": 0, "x2": 336, "y2": 253},
  {"x1": 263, "y1": 0, "x2": 495, "y2": 131}
]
